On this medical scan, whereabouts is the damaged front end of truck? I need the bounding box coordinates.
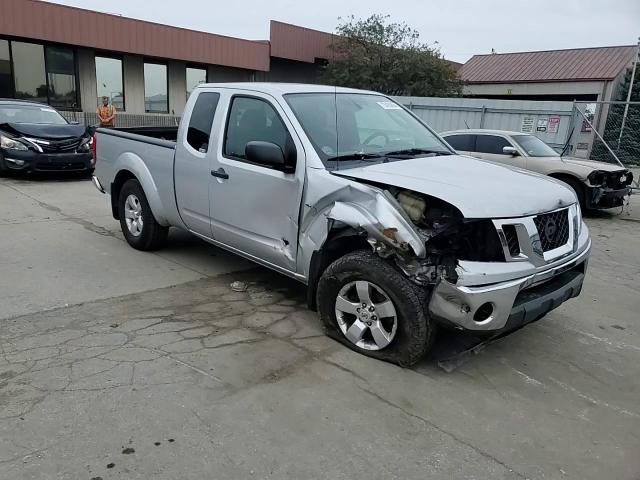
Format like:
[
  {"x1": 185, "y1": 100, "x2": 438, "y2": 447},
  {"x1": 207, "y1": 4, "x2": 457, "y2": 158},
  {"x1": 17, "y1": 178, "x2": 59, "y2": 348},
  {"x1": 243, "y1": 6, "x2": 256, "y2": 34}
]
[
  {"x1": 300, "y1": 169, "x2": 589, "y2": 355},
  {"x1": 299, "y1": 176, "x2": 506, "y2": 311}
]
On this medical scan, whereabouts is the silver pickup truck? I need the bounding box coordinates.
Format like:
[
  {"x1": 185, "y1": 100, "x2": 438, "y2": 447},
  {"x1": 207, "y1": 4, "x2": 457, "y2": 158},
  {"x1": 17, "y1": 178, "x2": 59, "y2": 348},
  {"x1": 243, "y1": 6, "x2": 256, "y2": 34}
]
[{"x1": 93, "y1": 83, "x2": 591, "y2": 366}]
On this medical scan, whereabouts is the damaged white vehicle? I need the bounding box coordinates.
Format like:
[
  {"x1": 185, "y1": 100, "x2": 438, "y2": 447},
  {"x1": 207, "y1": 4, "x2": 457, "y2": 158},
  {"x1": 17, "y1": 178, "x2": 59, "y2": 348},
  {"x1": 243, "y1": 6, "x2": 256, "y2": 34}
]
[{"x1": 93, "y1": 83, "x2": 591, "y2": 366}]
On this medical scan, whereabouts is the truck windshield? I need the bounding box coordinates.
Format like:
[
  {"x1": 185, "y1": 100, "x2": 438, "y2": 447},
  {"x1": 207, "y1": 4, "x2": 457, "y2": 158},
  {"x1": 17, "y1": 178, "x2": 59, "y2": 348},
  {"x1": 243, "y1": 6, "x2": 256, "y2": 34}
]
[
  {"x1": 0, "y1": 105, "x2": 68, "y2": 125},
  {"x1": 284, "y1": 93, "x2": 451, "y2": 169},
  {"x1": 512, "y1": 135, "x2": 559, "y2": 157}
]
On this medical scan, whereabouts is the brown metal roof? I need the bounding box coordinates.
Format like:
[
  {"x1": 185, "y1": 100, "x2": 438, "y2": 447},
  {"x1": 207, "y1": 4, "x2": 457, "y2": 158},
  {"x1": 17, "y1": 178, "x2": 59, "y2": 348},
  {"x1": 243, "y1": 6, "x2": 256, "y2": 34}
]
[
  {"x1": 270, "y1": 21, "x2": 336, "y2": 63},
  {"x1": 0, "y1": 0, "x2": 271, "y2": 71},
  {"x1": 461, "y1": 46, "x2": 637, "y2": 84}
]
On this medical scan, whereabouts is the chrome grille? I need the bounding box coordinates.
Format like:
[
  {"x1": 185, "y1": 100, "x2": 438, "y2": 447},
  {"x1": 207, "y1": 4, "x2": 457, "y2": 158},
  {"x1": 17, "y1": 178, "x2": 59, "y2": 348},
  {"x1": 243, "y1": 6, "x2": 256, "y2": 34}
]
[
  {"x1": 39, "y1": 138, "x2": 83, "y2": 153},
  {"x1": 502, "y1": 225, "x2": 520, "y2": 256},
  {"x1": 533, "y1": 209, "x2": 570, "y2": 252}
]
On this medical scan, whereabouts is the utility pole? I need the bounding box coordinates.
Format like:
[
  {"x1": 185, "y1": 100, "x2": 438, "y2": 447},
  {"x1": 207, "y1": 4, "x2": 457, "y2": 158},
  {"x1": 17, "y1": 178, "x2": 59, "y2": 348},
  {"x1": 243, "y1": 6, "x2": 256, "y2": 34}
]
[{"x1": 617, "y1": 37, "x2": 640, "y2": 150}]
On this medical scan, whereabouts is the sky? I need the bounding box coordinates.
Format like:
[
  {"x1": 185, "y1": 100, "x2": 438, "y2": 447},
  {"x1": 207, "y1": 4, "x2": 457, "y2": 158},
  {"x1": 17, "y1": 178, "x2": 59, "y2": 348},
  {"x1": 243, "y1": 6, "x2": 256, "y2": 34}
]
[{"x1": 46, "y1": 0, "x2": 639, "y2": 63}]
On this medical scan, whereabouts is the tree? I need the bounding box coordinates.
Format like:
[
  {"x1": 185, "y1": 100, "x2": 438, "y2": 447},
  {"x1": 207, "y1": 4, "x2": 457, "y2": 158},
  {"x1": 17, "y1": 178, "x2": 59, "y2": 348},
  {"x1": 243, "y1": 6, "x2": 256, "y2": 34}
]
[{"x1": 322, "y1": 14, "x2": 460, "y2": 97}]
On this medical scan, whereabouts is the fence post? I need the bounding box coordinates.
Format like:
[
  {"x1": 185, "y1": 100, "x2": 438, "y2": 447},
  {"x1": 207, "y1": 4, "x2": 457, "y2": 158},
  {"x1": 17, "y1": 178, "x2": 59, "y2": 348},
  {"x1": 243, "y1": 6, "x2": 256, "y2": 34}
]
[{"x1": 479, "y1": 105, "x2": 487, "y2": 129}]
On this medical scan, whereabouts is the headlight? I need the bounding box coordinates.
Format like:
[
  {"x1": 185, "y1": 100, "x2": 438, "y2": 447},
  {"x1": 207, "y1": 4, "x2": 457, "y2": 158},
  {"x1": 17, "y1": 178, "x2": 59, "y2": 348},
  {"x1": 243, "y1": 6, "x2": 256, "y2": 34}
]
[
  {"x1": 587, "y1": 170, "x2": 606, "y2": 187},
  {"x1": 77, "y1": 138, "x2": 92, "y2": 152},
  {"x1": 0, "y1": 134, "x2": 28, "y2": 151}
]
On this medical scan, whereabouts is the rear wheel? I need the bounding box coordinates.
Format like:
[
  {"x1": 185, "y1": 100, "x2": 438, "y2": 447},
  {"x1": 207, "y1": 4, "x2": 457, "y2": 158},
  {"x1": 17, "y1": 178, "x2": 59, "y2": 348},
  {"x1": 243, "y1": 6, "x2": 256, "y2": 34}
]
[
  {"x1": 317, "y1": 250, "x2": 435, "y2": 367},
  {"x1": 118, "y1": 179, "x2": 168, "y2": 251}
]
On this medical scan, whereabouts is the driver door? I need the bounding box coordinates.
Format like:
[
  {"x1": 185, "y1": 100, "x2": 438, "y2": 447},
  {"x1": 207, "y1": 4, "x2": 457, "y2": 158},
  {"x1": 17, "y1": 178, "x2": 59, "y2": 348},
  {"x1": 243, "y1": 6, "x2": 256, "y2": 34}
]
[{"x1": 208, "y1": 92, "x2": 305, "y2": 273}]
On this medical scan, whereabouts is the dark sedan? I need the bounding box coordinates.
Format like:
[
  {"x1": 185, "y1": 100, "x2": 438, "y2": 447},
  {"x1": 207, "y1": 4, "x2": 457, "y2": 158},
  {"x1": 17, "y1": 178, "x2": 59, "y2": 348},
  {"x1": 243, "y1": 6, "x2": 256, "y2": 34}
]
[{"x1": 0, "y1": 100, "x2": 94, "y2": 174}]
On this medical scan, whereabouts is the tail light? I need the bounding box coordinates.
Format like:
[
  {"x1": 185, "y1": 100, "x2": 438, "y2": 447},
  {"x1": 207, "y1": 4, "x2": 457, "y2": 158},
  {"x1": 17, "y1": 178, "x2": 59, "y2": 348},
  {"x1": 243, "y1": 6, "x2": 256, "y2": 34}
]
[{"x1": 91, "y1": 135, "x2": 97, "y2": 166}]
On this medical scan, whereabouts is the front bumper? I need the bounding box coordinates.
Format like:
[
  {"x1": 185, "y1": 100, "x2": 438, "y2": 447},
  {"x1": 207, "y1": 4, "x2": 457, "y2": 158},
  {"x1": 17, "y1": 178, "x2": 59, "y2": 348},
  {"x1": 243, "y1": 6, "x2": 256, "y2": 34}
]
[
  {"x1": 586, "y1": 185, "x2": 630, "y2": 209},
  {"x1": 429, "y1": 214, "x2": 591, "y2": 332},
  {"x1": 1, "y1": 149, "x2": 94, "y2": 172}
]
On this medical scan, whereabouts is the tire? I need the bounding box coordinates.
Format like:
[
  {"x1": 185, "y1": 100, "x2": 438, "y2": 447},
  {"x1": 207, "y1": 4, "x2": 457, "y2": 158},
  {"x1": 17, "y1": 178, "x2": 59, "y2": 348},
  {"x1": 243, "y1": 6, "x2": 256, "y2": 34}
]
[
  {"x1": 118, "y1": 179, "x2": 168, "y2": 251},
  {"x1": 559, "y1": 176, "x2": 587, "y2": 211},
  {"x1": 317, "y1": 250, "x2": 435, "y2": 367}
]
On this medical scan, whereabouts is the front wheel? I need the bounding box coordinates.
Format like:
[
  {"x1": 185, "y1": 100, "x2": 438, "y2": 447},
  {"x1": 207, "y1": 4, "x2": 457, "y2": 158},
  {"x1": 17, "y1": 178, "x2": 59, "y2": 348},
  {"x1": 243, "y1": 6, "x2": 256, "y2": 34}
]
[
  {"x1": 317, "y1": 250, "x2": 435, "y2": 366},
  {"x1": 118, "y1": 179, "x2": 168, "y2": 251}
]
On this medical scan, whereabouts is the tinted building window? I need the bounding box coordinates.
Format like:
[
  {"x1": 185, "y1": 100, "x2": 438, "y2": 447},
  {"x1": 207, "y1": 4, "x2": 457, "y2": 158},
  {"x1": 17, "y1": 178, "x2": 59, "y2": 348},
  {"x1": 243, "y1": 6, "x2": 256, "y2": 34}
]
[
  {"x1": 144, "y1": 63, "x2": 168, "y2": 113},
  {"x1": 96, "y1": 56, "x2": 124, "y2": 110},
  {"x1": 12, "y1": 42, "x2": 47, "y2": 103},
  {"x1": 187, "y1": 92, "x2": 220, "y2": 153},
  {"x1": 186, "y1": 67, "x2": 207, "y2": 99},
  {"x1": 476, "y1": 135, "x2": 512, "y2": 155},
  {"x1": 46, "y1": 46, "x2": 77, "y2": 109},
  {"x1": 224, "y1": 96, "x2": 288, "y2": 161},
  {"x1": 0, "y1": 40, "x2": 11, "y2": 98},
  {"x1": 445, "y1": 134, "x2": 476, "y2": 152}
]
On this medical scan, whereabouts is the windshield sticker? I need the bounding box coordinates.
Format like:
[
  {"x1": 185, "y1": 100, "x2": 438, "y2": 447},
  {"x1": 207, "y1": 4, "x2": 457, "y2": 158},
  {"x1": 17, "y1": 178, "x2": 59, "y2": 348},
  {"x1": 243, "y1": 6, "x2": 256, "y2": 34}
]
[{"x1": 377, "y1": 101, "x2": 402, "y2": 110}]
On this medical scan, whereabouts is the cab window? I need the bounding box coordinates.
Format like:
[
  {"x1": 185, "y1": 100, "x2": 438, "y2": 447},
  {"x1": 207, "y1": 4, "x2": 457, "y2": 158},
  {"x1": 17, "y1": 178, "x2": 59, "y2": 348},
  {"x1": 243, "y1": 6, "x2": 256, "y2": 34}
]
[
  {"x1": 224, "y1": 96, "x2": 289, "y2": 161},
  {"x1": 186, "y1": 92, "x2": 219, "y2": 153}
]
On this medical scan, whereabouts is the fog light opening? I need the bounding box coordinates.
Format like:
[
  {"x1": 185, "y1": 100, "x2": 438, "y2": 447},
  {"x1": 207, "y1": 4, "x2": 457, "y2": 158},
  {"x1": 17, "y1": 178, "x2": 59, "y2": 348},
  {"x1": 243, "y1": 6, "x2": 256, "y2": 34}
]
[
  {"x1": 474, "y1": 303, "x2": 494, "y2": 323},
  {"x1": 6, "y1": 158, "x2": 25, "y2": 166}
]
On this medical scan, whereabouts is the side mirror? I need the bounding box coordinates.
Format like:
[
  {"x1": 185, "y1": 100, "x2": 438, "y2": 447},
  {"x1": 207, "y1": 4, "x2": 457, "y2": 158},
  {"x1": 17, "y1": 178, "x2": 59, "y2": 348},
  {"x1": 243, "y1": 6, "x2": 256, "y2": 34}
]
[
  {"x1": 503, "y1": 146, "x2": 519, "y2": 156},
  {"x1": 245, "y1": 141, "x2": 285, "y2": 169}
]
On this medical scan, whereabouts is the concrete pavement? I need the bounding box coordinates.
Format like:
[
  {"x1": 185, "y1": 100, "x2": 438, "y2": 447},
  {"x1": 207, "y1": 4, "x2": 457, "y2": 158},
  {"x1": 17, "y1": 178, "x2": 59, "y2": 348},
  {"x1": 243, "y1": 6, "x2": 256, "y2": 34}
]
[{"x1": 1, "y1": 175, "x2": 639, "y2": 479}]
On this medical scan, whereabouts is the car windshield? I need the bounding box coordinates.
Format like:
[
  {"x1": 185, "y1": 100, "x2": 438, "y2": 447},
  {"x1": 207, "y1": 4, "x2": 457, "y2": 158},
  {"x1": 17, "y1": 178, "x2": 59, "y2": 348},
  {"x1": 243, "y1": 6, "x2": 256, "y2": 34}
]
[
  {"x1": 284, "y1": 93, "x2": 451, "y2": 169},
  {"x1": 0, "y1": 104, "x2": 68, "y2": 125},
  {"x1": 512, "y1": 134, "x2": 559, "y2": 157}
]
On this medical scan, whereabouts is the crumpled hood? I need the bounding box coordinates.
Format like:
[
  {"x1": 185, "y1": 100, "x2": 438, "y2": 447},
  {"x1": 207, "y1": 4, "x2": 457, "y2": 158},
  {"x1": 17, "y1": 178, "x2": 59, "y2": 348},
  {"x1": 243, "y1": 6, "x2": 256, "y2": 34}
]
[
  {"x1": 333, "y1": 155, "x2": 576, "y2": 218},
  {"x1": 0, "y1": 122, "x2": 87, "y2": 140},
  {"x1": 560, "y1": 156, "x2": 627, "y2": 173}
]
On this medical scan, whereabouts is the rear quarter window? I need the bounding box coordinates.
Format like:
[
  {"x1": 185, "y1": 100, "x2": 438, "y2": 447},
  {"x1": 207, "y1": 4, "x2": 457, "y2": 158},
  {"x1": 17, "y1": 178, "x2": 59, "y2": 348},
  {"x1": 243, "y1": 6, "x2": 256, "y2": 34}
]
[{"x1": 186, "y1": 92, "x2": 220, "y2": 153}]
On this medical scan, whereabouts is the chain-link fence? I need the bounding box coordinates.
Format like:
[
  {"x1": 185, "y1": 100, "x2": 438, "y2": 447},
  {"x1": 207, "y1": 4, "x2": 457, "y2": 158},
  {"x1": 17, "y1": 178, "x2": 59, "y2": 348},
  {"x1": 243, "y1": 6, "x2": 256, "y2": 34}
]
[
  {"x1": 590, "y1": 102, "x2": 640, "y2": 167},
  {"x1": 567, "y1": 101, "x2": 640, "y2": 188},
  {"x1": 60, "y1": 111, "x2": 181, "y2": 128}
]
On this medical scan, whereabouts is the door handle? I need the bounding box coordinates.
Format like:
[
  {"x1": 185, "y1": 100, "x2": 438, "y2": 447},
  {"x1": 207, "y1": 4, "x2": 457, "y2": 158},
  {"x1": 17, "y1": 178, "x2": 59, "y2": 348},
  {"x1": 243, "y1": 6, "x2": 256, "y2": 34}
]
[{"x1": 211, "y1": 168, "x2": 229, "y2": 180}]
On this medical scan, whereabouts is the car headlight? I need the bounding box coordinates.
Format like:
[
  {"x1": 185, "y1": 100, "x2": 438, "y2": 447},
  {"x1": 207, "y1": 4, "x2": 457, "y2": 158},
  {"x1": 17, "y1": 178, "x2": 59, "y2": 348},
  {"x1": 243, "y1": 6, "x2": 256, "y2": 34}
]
[
  {"x1": 0, "y1": 134, "x2": 29, "y2": 152},
  {"x1": 77, "y1": 137, "x2": 92, "y2": 152},
  {"x1": 587, "y1": 170, "x2": 606, "y2": 187}
]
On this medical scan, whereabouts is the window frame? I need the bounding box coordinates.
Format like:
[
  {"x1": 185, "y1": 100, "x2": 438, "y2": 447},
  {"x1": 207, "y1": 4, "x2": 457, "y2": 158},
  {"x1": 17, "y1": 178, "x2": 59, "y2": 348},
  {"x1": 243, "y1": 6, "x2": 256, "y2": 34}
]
[
  {"x1": 186, "y1": 64, "x2": 208, "y2": 100},
  {"x1": 95, "y1": 52, "x2": 126, "y2": 112},
  {"x1": 143, "y1": 59, "x2": 169, "y2": 114},
  {"x1": 475, "y1": 134, "x2": 514, "y2": 155},
  {"x1": 44, "y1": 44, "x2": 81, "y2": 111},
  {"x1": 0, "y1": 38, "x2": 15, "y2": 99},
  {"x1": 0, "y1": 36, "x2": 82, "y2": 111},
  {"x1": 222, "y1": 94, "x2": 296, "y2": 171},
  {"x1": 184, "y1": 90, "x2": 220, "y2": 155}
]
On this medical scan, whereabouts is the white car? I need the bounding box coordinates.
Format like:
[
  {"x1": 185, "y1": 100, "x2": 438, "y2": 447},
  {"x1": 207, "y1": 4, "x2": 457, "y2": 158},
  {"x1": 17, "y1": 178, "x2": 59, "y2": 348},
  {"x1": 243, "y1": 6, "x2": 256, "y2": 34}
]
[{"x1": 441, "y1": 129, "x2": 633, "y2": 210}]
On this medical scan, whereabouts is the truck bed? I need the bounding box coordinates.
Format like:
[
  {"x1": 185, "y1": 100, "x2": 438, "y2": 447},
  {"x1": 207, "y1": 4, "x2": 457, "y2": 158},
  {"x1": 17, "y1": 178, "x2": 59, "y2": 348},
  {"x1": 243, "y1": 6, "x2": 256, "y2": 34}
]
[
  {"x1": 94, "y1": 126, "x2": 180, "y2": 227},
  {"x1": 114, "y1": 126, "x2": 179, "y2": 142}
]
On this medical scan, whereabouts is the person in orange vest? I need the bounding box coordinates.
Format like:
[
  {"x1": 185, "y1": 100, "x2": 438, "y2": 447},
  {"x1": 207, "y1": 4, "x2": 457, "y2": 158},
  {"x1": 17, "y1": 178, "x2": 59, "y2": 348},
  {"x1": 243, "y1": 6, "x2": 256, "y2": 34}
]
[{"x1": 97, "y1": 96, "x2": 117, "y2": 128}]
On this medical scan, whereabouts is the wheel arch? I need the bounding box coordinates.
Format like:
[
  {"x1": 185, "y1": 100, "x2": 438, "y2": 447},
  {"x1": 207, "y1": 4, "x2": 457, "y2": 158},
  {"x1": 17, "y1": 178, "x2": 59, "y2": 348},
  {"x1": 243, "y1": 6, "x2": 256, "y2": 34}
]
[
  {"x1": 306, "y1": 226, "x2": 371, "y2": 310},
  {"x1": 110, "y1": 157, "x2": 169, "y2": 226},
  {"x1": 547, "y1": 172, "x2": 586, "y2": 207}
]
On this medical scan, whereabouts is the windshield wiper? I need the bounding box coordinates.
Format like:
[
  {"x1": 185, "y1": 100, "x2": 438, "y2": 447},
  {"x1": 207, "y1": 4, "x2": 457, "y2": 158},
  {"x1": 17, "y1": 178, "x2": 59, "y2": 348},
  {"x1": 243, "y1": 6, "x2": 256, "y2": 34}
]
[
  {"x1": 383, "y1": 148, "x2": 452, "y2": 157},
  {"x1": 327, "y1": 152, "x2": 386, "y2": 162}
]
